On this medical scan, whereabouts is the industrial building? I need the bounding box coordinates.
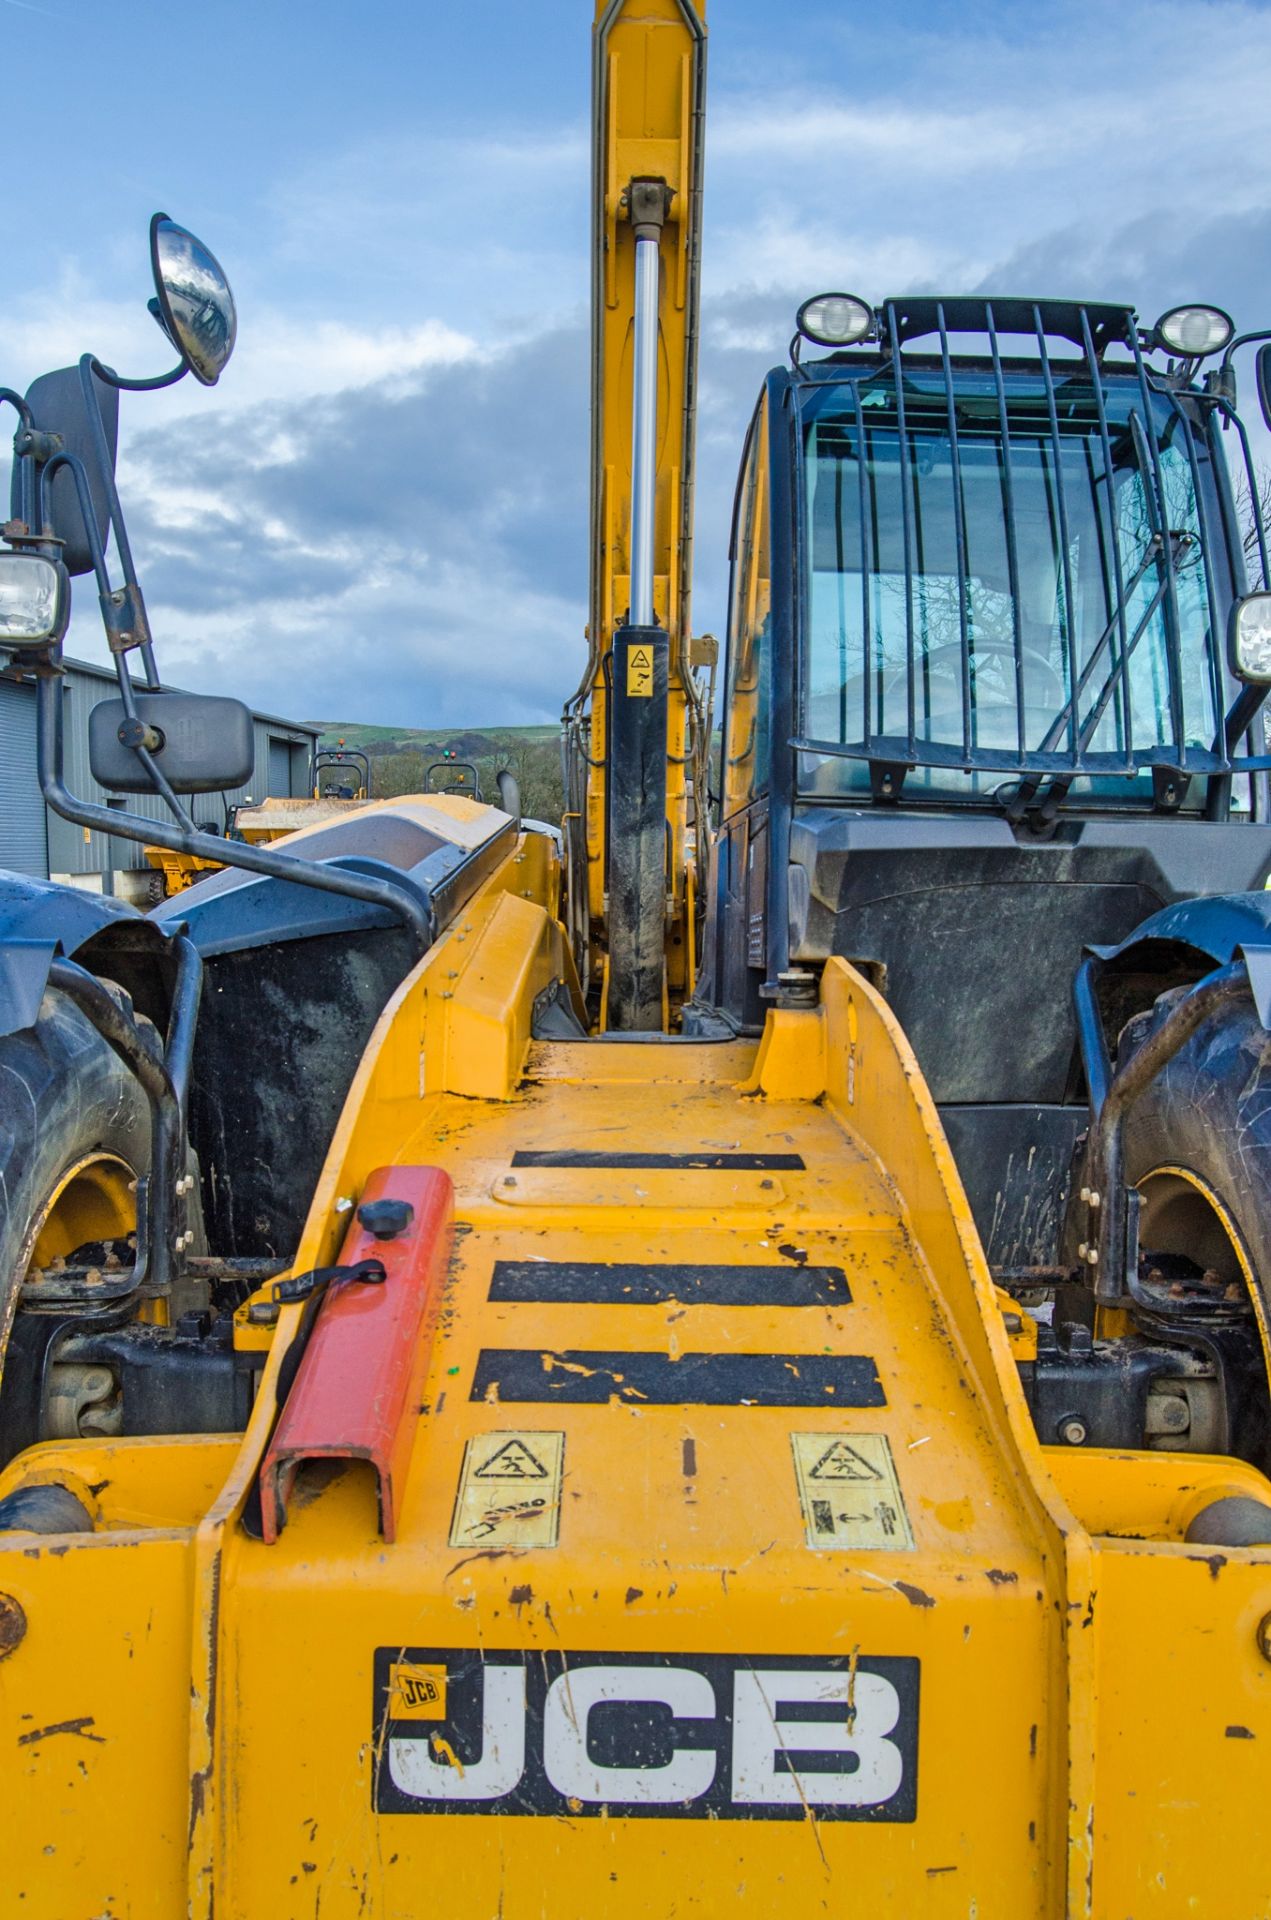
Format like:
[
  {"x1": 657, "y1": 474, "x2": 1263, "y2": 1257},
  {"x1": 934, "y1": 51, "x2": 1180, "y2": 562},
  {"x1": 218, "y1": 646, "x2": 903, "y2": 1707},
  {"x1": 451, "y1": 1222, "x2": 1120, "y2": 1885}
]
[{"x1": 0, "y1": 654, "x2": 320, "y2": 902}]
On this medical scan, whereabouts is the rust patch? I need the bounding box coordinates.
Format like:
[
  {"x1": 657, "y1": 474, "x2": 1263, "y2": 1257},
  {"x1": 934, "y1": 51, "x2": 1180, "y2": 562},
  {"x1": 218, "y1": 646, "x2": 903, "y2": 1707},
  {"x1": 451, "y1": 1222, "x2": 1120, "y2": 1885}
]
[
  {"x1": 18, "y1": 1716, "x2": 104, "y2": 1747},
  {"x1": 1226, "y1": 1725, "x2": 1255, "y2": 1739},
  {"x1": 985, "y1": 1568, "x2": 1018, "y2": 1586},
  {"x1": 509, "y1": 1584, "x2": 534, "y2": 1611},
  {"x1": 894, "y1": 1581, "x2": 935, "y2": 1610},
  {"x1": 625, "y1": 1587, "x2": 645, "y2": 1606},
  {"x1": 0, "y1": 1593, "x2": 27, "y2": 1659},
  {"x1": 1188, "y1": 1552, "x2": 1228, "y2": 1581}
]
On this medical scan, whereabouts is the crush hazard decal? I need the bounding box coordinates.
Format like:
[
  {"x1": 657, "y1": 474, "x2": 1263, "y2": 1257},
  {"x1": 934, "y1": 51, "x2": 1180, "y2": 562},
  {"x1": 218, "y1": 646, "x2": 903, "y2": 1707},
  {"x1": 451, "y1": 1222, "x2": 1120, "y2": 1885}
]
[
  {"x1": 790, "y1": 1433, "x2": 914, "y2": 1550},
  {"x1": 448, "y1": 1431, "x2": 564, "y2": 1550},
  {"x1": 372, "y1": 1649, "x2": 918, "y2": 1820}
]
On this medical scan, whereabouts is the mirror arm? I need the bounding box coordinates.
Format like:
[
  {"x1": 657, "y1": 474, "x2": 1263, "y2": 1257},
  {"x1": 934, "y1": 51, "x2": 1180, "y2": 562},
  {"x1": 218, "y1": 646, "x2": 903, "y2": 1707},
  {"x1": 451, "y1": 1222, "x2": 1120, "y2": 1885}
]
[
  {"x1": 86, "y1": 353, "x2": 187, "y2": 395},
  {"x1": 38, "y1": 450, "x2": 113, "y2": 596},
  {"x1": 34, "y1": 446, "x2": 195, "y2": 828},
  {"x1": 1219, "y1": 327, "x2": 1271, "y2": 371},
  {"x1": 74, "y1": 356, "x2": 160, "y2": 685},
  {"x1": 111, "y1": 652, "x2": 198, "y2": 834},
  {"x1": 33, "y1": 667, "x2": 435, "y2": 953},
  {"x1": 1223, "y1": 681, "x2": 1268, "y2": 754},
  {"x1": 2, "y1": 388, "x2": 39, "y2": 527}
]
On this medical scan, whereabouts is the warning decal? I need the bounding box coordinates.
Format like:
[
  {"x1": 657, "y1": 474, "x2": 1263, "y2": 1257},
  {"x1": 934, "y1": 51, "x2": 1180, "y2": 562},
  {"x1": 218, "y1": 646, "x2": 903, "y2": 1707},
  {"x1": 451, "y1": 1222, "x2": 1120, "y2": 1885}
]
[
  {"x1": 626, "y1": 642, "x2": 653, "y2": 698},
  {"x1": 790, "y1": 1432, "x2": 914, "y2": 1551},
  {"x1": 449, "y1": 1430, "x2": 564, "y2": 1550},
  {"x1": 474, "y1": 1438, "x2": 549, "y2": 1480}
]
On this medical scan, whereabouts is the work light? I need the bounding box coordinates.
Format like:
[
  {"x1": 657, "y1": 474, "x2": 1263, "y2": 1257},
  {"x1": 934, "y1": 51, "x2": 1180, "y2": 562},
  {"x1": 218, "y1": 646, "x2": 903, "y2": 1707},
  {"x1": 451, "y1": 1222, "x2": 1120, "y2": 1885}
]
[
  {"x1": 1229, "y1": 592, "x2": 1271, "y2": 683},
  {"x1": 796, "y1": 293, "x2": 875, "y2": 348},
  {"x1": 0, "y1": 550, "x2": 69, "y2": 647},
  {"x1": 1153, "y1": 304, "x2": 1234, "y2": 357}
]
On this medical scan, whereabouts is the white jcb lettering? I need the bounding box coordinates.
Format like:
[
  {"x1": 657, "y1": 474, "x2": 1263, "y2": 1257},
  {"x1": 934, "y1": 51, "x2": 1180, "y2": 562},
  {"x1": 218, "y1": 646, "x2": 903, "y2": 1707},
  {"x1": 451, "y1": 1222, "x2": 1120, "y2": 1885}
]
[
  {"x1": 730, "y1": 1669, "x2": 903, "y2": 1807},
  {"x1": 388, "y1": 1664, "x2": 525, "y2": 1801},
  {"x1": 543, "y1": 1666, "x2": 716, "y2": 1803}
]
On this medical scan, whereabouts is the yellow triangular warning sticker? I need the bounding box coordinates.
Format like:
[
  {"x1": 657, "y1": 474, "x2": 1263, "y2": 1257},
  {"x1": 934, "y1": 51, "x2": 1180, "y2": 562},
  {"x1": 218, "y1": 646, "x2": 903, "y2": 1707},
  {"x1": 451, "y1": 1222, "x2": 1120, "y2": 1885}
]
[
  {"x1": 808, "y1": 1440, "x2": 883, "y2": 1481},
  {"x1": 474, "y1": 1438, "x2": 549, "y2": 1479}
]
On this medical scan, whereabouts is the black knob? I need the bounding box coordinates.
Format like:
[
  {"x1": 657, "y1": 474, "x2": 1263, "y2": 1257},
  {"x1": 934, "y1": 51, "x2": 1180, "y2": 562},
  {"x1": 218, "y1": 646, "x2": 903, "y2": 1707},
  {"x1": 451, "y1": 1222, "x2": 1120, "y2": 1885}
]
[{"x1": 357, "y1": 1198, "x2": 414, "y2": 1240}]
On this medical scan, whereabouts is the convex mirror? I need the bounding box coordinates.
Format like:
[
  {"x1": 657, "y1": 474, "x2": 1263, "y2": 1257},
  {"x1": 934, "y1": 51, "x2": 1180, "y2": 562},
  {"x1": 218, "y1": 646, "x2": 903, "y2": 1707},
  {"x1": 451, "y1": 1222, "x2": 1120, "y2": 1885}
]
[
  {"x1": 89, "y1": 692, "x2": 254, "y2": 793},
  {"x1": 149, "y1": 215, "x2": 237, "y2": 386}
]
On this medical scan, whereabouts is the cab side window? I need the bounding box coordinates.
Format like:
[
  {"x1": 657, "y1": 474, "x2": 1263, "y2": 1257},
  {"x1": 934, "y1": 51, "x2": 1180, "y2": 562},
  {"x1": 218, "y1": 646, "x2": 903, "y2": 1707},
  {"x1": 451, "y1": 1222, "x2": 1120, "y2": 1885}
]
[{"x1": 723, "y1": 398, "x2": 771, "y2": 819}]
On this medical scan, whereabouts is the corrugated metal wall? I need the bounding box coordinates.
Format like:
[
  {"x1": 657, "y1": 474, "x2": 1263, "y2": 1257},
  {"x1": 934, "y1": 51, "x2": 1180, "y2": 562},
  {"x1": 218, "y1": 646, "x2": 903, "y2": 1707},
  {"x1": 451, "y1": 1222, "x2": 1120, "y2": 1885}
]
[
  {"x1": 0, "y1": 677, "x2": 49, "y2": 877},
  {"x1": 3, "y1": 658, "x2": 320, "y2": 882}
]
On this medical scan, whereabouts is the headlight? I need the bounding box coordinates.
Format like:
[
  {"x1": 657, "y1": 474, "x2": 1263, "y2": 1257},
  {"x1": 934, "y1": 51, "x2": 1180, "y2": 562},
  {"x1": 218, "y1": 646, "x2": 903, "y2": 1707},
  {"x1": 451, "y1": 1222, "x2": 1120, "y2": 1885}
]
[
  {"x1": 796, "y1": 292, "x2": 875, "y2": 348},
  {"x1": 1154, "y1": 304, "x2": 1234, "y2": 357},
  {"x1": 0, "y1": 551, "x2": 69, "y2": 646},
  {"x1": 1229, "y1": 592, "x2": 1271, "y2": 683}
]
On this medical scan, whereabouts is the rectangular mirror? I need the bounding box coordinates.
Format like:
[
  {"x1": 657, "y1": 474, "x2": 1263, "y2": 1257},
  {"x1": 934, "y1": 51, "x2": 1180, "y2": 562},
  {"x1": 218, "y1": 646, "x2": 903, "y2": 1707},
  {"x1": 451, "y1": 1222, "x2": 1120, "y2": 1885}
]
[
  {"x1": 88, "y1": 692, "x2": 255, "y2": 794},
  {"x1": 1258, "y1": 342, "x2": 1271, "y2": 434},
  {"x1": 13, "y1": 366, "x2": 119, "y2": 578}
]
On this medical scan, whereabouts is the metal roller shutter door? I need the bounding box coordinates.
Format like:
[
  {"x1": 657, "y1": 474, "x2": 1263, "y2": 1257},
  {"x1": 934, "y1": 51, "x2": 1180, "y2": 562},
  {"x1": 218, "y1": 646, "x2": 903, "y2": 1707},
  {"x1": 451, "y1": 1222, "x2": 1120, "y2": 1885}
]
[
  {"x1": 0, "y1": 678, "x2": 49, "y2": 877},
  {"x1": 268, "y1": 737, "x2": 291, "y2": 796}
]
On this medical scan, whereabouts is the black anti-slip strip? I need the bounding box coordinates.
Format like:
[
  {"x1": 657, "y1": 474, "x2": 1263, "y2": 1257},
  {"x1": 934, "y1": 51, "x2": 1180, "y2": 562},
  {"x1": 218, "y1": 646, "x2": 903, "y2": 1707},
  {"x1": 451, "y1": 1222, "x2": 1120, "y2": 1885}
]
[
  {"x1": 470, "y1": 1349, "x2": 884, "y2": 1407},
  {"x1": 489, "y1": 1261, "x2": 851, "y2": 1306},
  {"x1": 509, "y1": 1150, "x2": 805, "y2": 1171}
]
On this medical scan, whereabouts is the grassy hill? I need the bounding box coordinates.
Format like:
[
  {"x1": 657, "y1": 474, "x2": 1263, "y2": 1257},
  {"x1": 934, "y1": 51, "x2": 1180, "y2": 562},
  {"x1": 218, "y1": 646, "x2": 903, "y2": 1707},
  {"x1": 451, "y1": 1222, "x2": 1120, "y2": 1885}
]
[{"x1": 311, "y1": 721, "x2": 563, "y2": 818}]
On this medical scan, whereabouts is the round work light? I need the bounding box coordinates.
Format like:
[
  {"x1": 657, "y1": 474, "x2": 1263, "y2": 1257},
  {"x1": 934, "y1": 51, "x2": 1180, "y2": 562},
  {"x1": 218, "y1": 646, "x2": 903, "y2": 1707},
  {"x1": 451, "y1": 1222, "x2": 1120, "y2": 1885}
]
[
  {"x1": 1153, "y1": 304, "x2": 1234, "y2": 358},
  {"x1": 796, "y1": 293, "x2": 876, "y2": 348}
]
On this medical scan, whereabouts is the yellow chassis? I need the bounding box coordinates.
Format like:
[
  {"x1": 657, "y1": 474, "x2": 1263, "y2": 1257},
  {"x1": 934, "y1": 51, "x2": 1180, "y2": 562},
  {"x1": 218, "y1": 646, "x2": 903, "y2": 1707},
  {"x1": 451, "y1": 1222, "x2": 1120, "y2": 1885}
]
[{"x1": 3, "y1": 831, "x2": 1270, "y2": 1915}]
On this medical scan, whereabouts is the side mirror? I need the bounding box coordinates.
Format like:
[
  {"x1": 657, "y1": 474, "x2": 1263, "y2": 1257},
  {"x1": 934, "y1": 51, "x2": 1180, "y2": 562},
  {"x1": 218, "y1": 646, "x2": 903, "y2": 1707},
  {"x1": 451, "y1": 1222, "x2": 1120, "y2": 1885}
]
[
  {"x1": 13, "y1": 365, "x2": 119, "y2": 576},
  {"x1": 1257, "y1": 344, "x2": 1271, "y2": 433},
  {"x1": 1228, "y1": 592, "x2": 1271, "y2": 683},
  {"x1": 495, "y1": 769, "x2": 521, "y2": 820},
  {"x1": 89, "y1": 692, "x2": 254, "y2": 793},
  {"x1": 148, "y1": 215, "x2": 237, "y2": 387}
]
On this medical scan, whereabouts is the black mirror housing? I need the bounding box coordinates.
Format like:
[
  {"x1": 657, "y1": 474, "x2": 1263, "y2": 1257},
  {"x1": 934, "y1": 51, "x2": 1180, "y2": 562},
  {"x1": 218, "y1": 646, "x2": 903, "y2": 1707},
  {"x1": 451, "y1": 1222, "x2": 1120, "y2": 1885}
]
[
  {"x1": 1257, "y1": 343, "x2": 1271, "y2": 433},
  {"x1": 88, "y1": 692, "x2": 254, "y2": 793},
  {"x1": 14, "y1": 366, "x2": 119, "y2": 577}
]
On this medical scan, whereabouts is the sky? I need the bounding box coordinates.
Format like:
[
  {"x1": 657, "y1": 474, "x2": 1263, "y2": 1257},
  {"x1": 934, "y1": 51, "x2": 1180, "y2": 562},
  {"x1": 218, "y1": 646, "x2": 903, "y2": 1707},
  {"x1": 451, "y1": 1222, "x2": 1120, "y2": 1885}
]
[{"x1": 3, "y1": 0, "x2": 1271, "y2": 727}]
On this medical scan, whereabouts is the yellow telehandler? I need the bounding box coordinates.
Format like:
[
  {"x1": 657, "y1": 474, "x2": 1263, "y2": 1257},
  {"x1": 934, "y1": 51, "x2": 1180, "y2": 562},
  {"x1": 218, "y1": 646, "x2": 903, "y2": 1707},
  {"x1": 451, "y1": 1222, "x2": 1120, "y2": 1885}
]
[{"x1": 3, "y1": 5, "x2": 1271, "y2": 1913}]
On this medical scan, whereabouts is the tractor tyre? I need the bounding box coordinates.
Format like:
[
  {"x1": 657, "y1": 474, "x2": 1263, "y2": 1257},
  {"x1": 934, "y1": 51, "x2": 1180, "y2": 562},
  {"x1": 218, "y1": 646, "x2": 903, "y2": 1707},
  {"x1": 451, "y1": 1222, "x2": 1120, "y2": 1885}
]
[
  {"x1": 1114, "y1": 979, "x2": 1271, "y2": 1463},
  {"x1": 1118, "y1": 980, "x2": 1271, "y2": 1294},
  {"x1": 0, "y1": 981, "x2": 153, "y2": 1395}
]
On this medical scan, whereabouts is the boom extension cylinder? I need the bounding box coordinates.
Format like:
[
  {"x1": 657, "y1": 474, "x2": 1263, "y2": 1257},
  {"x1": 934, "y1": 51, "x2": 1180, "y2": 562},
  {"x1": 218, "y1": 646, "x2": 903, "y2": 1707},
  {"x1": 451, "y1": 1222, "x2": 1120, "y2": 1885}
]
[{"x1": 627, "y1": 178, "x2": 671, "y2": 626}]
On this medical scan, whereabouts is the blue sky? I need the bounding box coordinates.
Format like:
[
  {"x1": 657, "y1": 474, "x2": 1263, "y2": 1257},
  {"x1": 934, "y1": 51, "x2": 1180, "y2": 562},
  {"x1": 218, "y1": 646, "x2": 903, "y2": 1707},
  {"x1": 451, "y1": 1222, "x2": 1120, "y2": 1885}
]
[{"x1": 4, "y1": 0, "x2": 1271, "y2": 726}]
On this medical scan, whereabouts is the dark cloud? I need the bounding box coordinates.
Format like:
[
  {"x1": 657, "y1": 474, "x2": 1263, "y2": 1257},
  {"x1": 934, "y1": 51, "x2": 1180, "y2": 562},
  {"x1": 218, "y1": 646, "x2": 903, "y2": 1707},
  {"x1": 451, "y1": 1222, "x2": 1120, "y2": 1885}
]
[{"x1": 80, "y1": 309, "x2": 784, "y2": 728}]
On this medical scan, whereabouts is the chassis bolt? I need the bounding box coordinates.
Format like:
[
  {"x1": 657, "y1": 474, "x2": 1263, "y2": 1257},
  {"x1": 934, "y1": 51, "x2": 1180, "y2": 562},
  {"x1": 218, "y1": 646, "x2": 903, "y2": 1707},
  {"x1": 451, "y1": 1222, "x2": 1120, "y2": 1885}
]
[
  {"x1": 0, "y1": 1593, "x2": 27, "y2": 1658},
  {"x1": 1060, "y1": 1418, "x2": 1088, "y2": 1446}
]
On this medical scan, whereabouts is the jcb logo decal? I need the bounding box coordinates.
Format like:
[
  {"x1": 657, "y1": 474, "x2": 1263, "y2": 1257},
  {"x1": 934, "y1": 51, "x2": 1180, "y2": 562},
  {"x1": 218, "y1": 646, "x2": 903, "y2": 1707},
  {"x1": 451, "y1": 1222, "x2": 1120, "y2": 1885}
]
[{"x1": 372, "y1": 1650, "x2": 918, "y2": 1820}]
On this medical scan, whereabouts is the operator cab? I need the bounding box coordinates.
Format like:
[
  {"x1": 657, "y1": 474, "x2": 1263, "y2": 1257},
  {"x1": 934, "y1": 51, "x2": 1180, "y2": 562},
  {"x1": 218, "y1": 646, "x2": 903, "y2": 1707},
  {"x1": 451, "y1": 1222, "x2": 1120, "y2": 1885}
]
[{"x1": 708, "y1": 294, "x2": 1271, "y2": 1274}]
